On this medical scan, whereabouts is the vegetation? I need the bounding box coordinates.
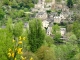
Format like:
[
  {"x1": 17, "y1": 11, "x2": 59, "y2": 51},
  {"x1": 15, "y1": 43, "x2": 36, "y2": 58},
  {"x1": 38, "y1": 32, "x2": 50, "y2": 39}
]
[
  {"x1": 67, "y1": 0, "x2": 73, "y2": 8},
  {"x1": 28, "y1": 19, "x2": 45, "y2": 52},
  {"x1": 0, "y1": 0, "x2": 80, "y2": 60}
]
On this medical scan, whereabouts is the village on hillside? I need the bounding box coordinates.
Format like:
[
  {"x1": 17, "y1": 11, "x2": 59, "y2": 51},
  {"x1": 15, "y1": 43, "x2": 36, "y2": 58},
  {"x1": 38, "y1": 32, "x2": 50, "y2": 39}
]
[
  {"x1": 30, "y1": 0, "x2": 74, "y2": 39},
  {"x1": 0, "y1": 0, "x2": 80, "y2": 60}
]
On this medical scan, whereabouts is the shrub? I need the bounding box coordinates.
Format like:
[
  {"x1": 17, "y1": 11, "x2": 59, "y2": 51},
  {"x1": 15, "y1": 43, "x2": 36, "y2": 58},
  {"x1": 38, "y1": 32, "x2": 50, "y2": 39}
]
[{"x1": 36, "y1": 46, "x2": 56, "y2": 60}]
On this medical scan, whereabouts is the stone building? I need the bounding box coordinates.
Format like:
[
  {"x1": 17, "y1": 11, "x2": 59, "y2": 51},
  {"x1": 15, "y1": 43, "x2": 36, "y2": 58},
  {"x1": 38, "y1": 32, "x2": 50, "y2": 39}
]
[{"x1": 36, "y1": 11, "x2": 48, "y2": 20}]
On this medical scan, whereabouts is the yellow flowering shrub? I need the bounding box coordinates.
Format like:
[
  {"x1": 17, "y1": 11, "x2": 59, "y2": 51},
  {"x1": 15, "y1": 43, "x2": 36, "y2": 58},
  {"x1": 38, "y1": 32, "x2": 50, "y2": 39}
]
[{"x1": 7, "y1": 36, "x2": 26, "y2": 60}]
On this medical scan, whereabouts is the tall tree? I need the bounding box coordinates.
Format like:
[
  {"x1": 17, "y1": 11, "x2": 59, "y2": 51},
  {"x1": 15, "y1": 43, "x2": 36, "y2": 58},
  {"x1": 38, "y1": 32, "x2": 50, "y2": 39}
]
[
  {"x1": 28, "y1": 19, "x2": 45, "y2": 52},
  {"x1": 13, "y1": 21, "x2": 23, "y2": 37},
  {"x1": 73, "y1": 21, "x2": 80, "y2": 39},
  {"x1": 67, "y1": 0, "x2": 73, "y2": 8},
  {"x1": 0, "y1": 9, "x2": 5, "y2": 20}
]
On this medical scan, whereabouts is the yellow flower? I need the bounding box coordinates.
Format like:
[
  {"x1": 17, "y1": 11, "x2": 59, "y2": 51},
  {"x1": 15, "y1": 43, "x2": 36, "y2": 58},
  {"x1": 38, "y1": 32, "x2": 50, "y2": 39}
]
[
  {"x1": 13, "y1": 39, "x2": 15, "y2": 42},
  {"x1": 23, "y1": 37, "x2": 26, "y2": 40},
  {"x1": 12, "y1": 52, "x2": 14, "y2": 57},
  {"x1": 9, "y1": 48, "x2": 12, "y2": 52},
  {"x1": 19, "y1": 36, "x2": 22, "y2": 40},
  {"x1": 30, "y1": 57, "x2": 33, "y2": 60},
  {"x1": 14, "y1": 58, "x2": 16, "y2": 60},
  {"x1": 21, "y1": 56, "x2": 26, "y2": 60},
  {"x1": 8, "y1": 53, "x2": 11, "y2": 57},
  {"x1": 17, "y1": 48, "x2": 23, "y2": 54},
  {"x1": 18, "y1": 41, "x2": 22, "y2": 44}
]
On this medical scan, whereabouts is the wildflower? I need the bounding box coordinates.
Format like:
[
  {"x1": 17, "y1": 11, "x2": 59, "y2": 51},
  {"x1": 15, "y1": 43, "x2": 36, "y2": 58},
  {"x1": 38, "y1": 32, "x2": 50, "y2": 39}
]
[
  {"x1": 12, "y1": 52, "x2": 14, "y2": 57},
  {"x1": 30, "y1": 57, "x2": 33, "y2": 60},
  {"x1": 17, "y1": 48, "x2": 23, "y2": 54},
  {"x1": 23, "y1": 37, "x2": 25, "y2": 40},
  {"x1": 19, "y1": 36, "x2": 22, "y2": 40},
  {"x1": 18, "y1": 41, "x2": 22, "y2": 44},
  {"x1": 8, "y1": 53, "x2": 11, "y2": 57},
  {"x1": 21, "y1": 56, "x2": 26, "y2": 60}
]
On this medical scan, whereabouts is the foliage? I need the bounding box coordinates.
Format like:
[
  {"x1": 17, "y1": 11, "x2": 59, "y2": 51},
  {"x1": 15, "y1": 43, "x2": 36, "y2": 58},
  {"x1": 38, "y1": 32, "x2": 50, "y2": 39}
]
[
  {"x1": 0, "y1": 8, "x2": 5, "y2": 20},
  {"x1": 13, "y1": 21, "x2": 23, "y2": 37},
  {"x1": 66, "y1": 24, "x2": 73, "y2": 32},
  {"x1": 3, "y1": 0, "x2": 10, "y2": 5},
  {"x1": 7, "y1": 36, "x2": 26, "y2": 60},
  {"x1": 54, "y1": 32, "x2": 62, "y2": 43},
  {"x1": 73, "y1": 21, "x2": 80, "y2": 39},
  {"x1": 52, "y1": 24, "x2": 62, "y2": 43},
  {"x1": 55, "y1": 43, "x2": 79, "y2": 60},
  {"x1": 0, "y1": 28, "x2": 13, "y2": 60},
  {"x1": 23, "y1": 51, "x2": 38, "y2": 60},
  {"x1": 68, "y1": 33, "x2": 77, "y2": 44},
  {"x1": 28, "y1": 19, "x2": 45, "y2": 52},
  {"x1": 36, "y1": 46, "x2": 56, "y2": 60},
  {"x1": 67, "y1": 0, "x2": 73, "y2": 8},
  {"x1": 52, "y1": 24, "x2": 60, "y2": 34},
  {"x1": 44, "y1": 35, "x2": 54, "y2": 47}
]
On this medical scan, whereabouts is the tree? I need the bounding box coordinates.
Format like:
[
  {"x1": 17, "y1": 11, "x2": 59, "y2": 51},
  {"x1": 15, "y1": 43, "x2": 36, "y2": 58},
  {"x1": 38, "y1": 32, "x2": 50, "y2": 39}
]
[
  {"x1": 73, "y1": 21, "x2": 80, "y2": 39},
  {"x1": 28, "y1": 19, "x2": 45, "y2": 52},
  {"x1": 67, "y1": 0, "x2": 73, "y2": 8},
  {"x1": 3, "y1": 0, "x2": 10, "y2": 5},
  {"x1": 0, "y1": 9, "x2": 5, "y2": 20},
  {"x1": 68, "y1": 33, "x2": 77, "y2": 44},
  {"x1": 52, "y1": 24, "x2": 62, "y2": 43},
  {"x1": 52, "y1": 24, "x2": 60, "y2": 34},
  {"x1": 6, "y1": 18, "x2": 13, "y2": 33},
  {"x1": 18, "y1": 0, "x2": 34, "y2": 8},
  {"x1": 36, "y1": 46, "x2": 56, "y2": 60},
  {"x1": 13, "y1": 21, "x2": 23, "y2": 37},
  {"x1": 54, "y1": 33, "x2": 62, "y2": 43},
  {"x1": 44, "y1": 35, "x2": 54, "y2": 47}
]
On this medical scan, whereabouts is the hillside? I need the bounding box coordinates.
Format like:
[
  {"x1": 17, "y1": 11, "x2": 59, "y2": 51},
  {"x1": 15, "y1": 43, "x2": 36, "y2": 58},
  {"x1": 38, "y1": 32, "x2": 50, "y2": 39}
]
[{"x1": 0, "y1": 0, "x2": 80, "y2": 60}]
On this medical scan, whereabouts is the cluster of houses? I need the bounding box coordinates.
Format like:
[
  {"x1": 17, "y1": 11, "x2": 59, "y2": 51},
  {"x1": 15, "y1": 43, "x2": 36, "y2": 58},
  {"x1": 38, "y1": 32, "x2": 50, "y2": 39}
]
[{"x1": 31, "y1": 0, "x2": 69, "y2": 37}]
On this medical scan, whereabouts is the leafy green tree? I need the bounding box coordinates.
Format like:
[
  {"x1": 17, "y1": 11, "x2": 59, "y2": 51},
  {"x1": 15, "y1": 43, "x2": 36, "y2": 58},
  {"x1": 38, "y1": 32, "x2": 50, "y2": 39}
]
[
  {"x1": 3, "y1": 0, "x2": 10, "y2": 5},
  {"x1": 66, "y1": 24, "x2": 73, "y2": 32},
  {"x1": 52, "y1": 24, "x2": 62, "y2": 43},
  {"x1": 0, "y1": 9, "x2": 5, "y2": 20},
  {"x1": 13, "y1": 21, "x2": 23, "y2": 37},
  {"x1": 52, "y1": 24, "x2": 60, "y2": 34},
  {"x1": 36, "y1": 46, "x2": 56, "y2": 60},
  {"x1": 0, "y1": 24, "x2": 13, "y2": 60},
  {"x1": 54, "y1": 33, "x2": 62, "y2": 43},
  {"x1": 67, "y1": 0, "x2": 73, "y2": 8},
  {"x1": 55, "y1": 43, "x2": 78, "y2": 60},
  {"x1": 28, "y1": 19, "x2": 45, "y2": 52},
  {"x1": 73, "y1": 21, "x2": 80, "y2": 39},
  {"x1": 18, "y1": 0, "x2": 34, "y2": 8},
  {"x1": 44, "y1": 35, "x2": 54, "y2": 47},
  {"x1": 6, "y1": 18, "x2": 13, "y2": 33},
  {"x1": 68, "y1": 34, "x2": 77, "y2": 44}
]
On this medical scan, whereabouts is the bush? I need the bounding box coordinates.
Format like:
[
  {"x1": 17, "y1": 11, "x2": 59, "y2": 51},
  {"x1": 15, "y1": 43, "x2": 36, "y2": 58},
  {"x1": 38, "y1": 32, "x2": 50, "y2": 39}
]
[
  {"x1": 36, "y1": 46, "x2": 56, "y2": 60},
  {"x1": 23, "y1": 51, "x2": 38, "y2": 60}
]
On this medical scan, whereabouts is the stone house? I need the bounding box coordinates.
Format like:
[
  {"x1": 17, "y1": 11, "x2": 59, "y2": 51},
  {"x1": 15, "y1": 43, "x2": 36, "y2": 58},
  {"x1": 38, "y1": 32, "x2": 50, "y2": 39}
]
[
  {"x1": 36, "y1": 11, "x2": 48, "y2": 20},
  {"x1": 54, "y1": 16, "x2": 61, "y2": 23},
  {"x1": 42, "y1": 20, "x2": 49, "y2": 28}
]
